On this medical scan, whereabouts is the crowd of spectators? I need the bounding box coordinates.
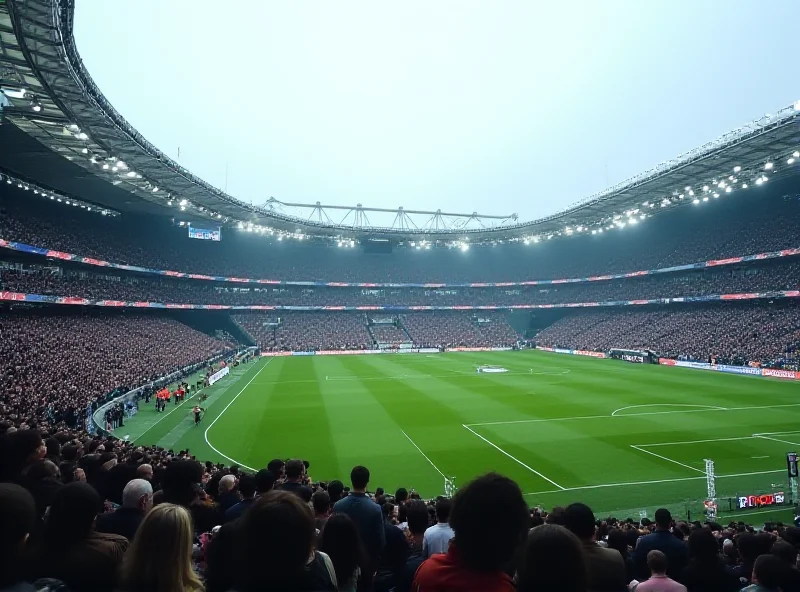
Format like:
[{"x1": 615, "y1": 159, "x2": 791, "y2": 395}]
[
  {"x1": 3, "y1": 429, "x2": 800, "y2": 592},
  {"x1": 400, "y1": 312, "x2": 519, "y2": 349},
  {"x1": 535, "y1": 303, "x2": 800, "y2": 369},
  {"x1": 233, "y1": 313, "x2": 373, "y2": 352},
  {"x1": 2, "y1": 258, "x2": 797, "y2": 309},
  {"x1": 0, "y1": 312, "x2": 234, "y2": 428},
  {"x1": 369, "y1": 323, "x2": 412, "y2": 344},
  {"x1": 3, "y1": 183, "x2": 800, "y2": 284}
]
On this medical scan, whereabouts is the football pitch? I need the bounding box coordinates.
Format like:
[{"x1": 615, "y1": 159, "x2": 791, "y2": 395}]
[{"x1": 122, "y1": 351, "x2": 800, "y2": 520}]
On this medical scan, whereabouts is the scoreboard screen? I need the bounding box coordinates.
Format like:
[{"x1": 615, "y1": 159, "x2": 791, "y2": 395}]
[{"x1": 188, "y1": 225, "x2": 221, "y2": 241}]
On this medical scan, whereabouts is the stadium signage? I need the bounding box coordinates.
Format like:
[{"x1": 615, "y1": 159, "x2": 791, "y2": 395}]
[
  {"x1": 737, "y1": 492, "x2": 785, "y2": 510},
  {"x1": 713, "y1": 365, "x2": 762, "y2": 376},
  {"x1": 620, "y1": 354, "x2": 645, "y2": 363},
  {"x1": 763, "y1": 368, "x2": 799, "y2": 380},
  {"x1": 208, "y1": 366, "x2": 230, "y2": 386}
]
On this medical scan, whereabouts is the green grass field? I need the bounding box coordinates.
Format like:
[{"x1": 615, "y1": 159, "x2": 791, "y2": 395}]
[{"x1": 121, "y1": 351, "x2": 800, "y2": 522}]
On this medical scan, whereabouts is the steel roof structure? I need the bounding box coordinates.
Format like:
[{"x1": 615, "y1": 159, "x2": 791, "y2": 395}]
[{"x1": 1, "y1": 0, "x2": 800, "y2": 244}]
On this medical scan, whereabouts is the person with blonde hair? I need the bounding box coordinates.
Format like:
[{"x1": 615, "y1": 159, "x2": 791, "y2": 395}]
[{"x1": 119, "y1": 503, "x2": 203, "y2": 592}]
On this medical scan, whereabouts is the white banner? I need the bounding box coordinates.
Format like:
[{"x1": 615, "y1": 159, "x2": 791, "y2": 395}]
[{"x1": 208, "y1": 365, "x2": 230, "y2": 386}]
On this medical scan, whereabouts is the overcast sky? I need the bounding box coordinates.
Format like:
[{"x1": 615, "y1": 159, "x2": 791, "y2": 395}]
[{"x1": 74, "y1": 0, "x2": 800, "y2": 224}]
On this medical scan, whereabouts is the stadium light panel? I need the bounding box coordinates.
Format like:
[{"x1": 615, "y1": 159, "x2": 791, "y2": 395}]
[
  {"x1": 703, "y1": 186, "x2": 709, "y2": 192},
  {"x1": 461, "y1": 244, "x2": 469, "y2": 251},
  {"x1": 179, "y1": 199, "x2": 187, "y2": 206},
  {"x1": 684, "y1": 186, "x2": 691, "y2": 191},
  {"x1": 81, "y1": 148, "x2": 88, "y2": 154},
  {"x1": 111, "y1": 167, "x2": 118, "y2": 172},
  {"x1": 742, "y1": 183, "x2": 748, "y2": 189},
  {"x1": 688, "y1": 190, "x2": 694, "y2": 196},
  {"x1": 102, "y1": 163, "x2": 109, "y2": 170},
  {"x1": 794, "y1": 151, "x2": 799, "y2": 158},
  {"x1": 629, "y1": 218, "x2": 637, "y2": 225},
  {"x1": 349, "y1": 240, "x2": 355, "y2": 247},
  {"x1": 713, "y1": 192, "x2": 719, "y2": 198},
  {"x1": 180, "y1": 205, "x2": 186, "y2": 211},
  {"x1": 733, "y1": 166, "x2": 741, "y2": 173},
  {"x1": 795, "y1": 99, "x2": 800, "y2": 111},
  {"x1": 598, "y1": 228, "x2": 603, "y2": 233},
  {"x1": 764, "y1": 162, "x2": 774, "y2": 170},
  {"x1": 725, "y1": 186, "x2": 732, "y2": 193},
  {"x1": 75, "y1": 132, "x2": 88, "y2": 140},
  {"x1": 701, "y1": 196, "x2": 708, "y2": 202},
  {"x1": 755, "y1": 177, "x2": 764, "y2": 185},
  {"x1": 789, "y1": 158, "x2": 795, "y2": 165}
]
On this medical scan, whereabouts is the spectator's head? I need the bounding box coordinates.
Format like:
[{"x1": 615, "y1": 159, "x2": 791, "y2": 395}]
[
  {"x1": 737, "y1": 532, "x2": 761, "y2": 563},
  {"x1": 312, "y1": 490, "x2": 331, "y2": 517},
  {"x1": 606, "y1": 528, "x2": 629, "y2": 557},
  {"x1": 44, "y1": 437, "x2": 61, "y2": 460},
  {"x1": 546, "y1": 506, "x2": 567, "y2": 526},
  {"x1": 267, "y1": 459, "x2": 285, "y2": 479},
  {"x1": 772, "y1": 539, "x2": 798, "y2": 566},
  {"x1": 688, "y1": 528, "x2": 722, "y2": 563},
  {"x1": 120, "y1": 504, "x2": 203, "y2": 592},
  {"x1": 0, "y1": 483, "x2": 37, "y2": 588},
  {"x1": 122, "y1": 478, "x2": 154, "y2": 512},
  {"x1": 234, "y1": 491, "x2": 317, "y2": 591},
  {"x1": 406, "y1": 500, "x2": 430, "y2": 538},
  {"x1": 517, "y1": 524, "x2": 587, "y2": 592},
  {"x1": 136, "y1": 463, "x2": 153, "y2": 481},
  {"x1": 320, "y1": 513, "x2": 364, "y2": 589},
  {"x1": 647, "y1": 549, "x2": 669, "y2": 576},
  {"x1": 435, "y1": 498, "x2": 452, "y2": 524},
  {"x1": 254, "y1": 469, "x2": 275, "y2": 495},
  {"x1": 327, "y1": 480, "x2": 344, "y2": 503},
  {"x1": 1, "y1": 429, "x2": 46, "y2": 479},
  {"x1": 161, "y1": 459, "x2": 203, "y2": 507},
  {"x1": 654, "y1": 508, "x2": 672, "y2": 530},
  {"x1": 563, "y1": 503, "x2": 596, "y2": 542},
  {"x1": 219, "y1": 474, "x2": 237, "y2": 494},
  {"x1": 44, "y1": 482, "x2": 102, "y2": 543},
  {"x1": 395, "y1": 487, "x2": 408, "y2": 504},
  {"x1": 350, "y1": 465, "x2": 369, "y2": 492},
  {"x1": 238, "y1": 474, "x2": 257, "y2": 499},
  {"x1": 449, "y1": 473, "x2": 529, "y2": 572},
  {"x1": 284, "y1": 459, "x2": 304, "y2": 482},
  {"x1": 752, "y1": 553, "x2": 786, "y2": 590}
]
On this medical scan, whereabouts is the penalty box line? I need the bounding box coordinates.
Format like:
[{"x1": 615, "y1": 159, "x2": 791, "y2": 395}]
[{"x1": 462, "y1": 424, "x2": 566, "y2": 490}]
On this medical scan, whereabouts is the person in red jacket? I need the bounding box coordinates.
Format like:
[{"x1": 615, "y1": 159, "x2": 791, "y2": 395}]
[{"x1": 412, "y1": 473, "x2": 529, "y2": 592}]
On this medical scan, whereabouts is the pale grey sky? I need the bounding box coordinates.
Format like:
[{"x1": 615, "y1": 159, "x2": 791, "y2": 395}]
[{"x1": 74, "y1": 0, "x2": 799, "y2": 222}]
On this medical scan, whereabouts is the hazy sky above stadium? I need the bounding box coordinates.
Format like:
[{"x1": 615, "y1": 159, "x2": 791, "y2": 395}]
[{"x1": 74, "y1": 0, "x2": 800, "y2": 224}]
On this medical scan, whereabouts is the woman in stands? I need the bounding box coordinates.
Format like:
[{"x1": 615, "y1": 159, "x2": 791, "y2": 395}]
[
  {"x1": 319, "y1": 513, "x2": 364, "y2": 592},
  {"x1": 233, "y1": 490, "x2": 337, "y2": 591},
  {"x1": 118, "y1": 503, "x2": 204, "y2": 592}
]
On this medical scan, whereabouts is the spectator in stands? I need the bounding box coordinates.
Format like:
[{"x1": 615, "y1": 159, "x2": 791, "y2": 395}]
[
  {"x1": 20, "y1": 459, "x2": 62, "y2": 518},
  {"x1": 680, "y1": 529, "x2": 740, "y2": 592},
  {"x1": 217, "y1": 473, "x2": 240, "y2": 513},
  {"x1": 327, "y1": 479, "x2": 345, "y2": 504},
  {"x1": 607, "y1": 527, "x2": 635, "y2": 584},
  {"x1": 394, "y1": 501, "x2": 430, "y2": 592},
  {"x1": 225, "y1": 473, "x2": 257, "y2": 522},
  {"x1": 320, "y1": 513, "x2": 364, "y2": 592},
  {"x1": 312, "y1": 490, "x2": 332, "y2": 532},
  {"x1": 267, "y1": 458, "x2": 286, "y2": 481},
  {"x1": 631, "y1": 550, "x2": 686, "y2": 591},
  {"x1": 159, "y1": 459, "x2": 222, "y2": 533},
  {"x1": 742, "y1": 554, "x2": 786, "y2": 592},
  {"x1": 423, "y1": 497, "x2": 455, "y2": 557},
  {"x1": 413, "y1": 473, "x2": 529, "y2": 592},
  {"x1": 0, "y1": 483, "x2": 41, "y2": 592},
  {"x1": 232, "y1": 491, "x2": 337, "y2": 591},
  {"x1": 563, "y1": 502, "x2": 627, "y2": 591},
  {"x1": 771, "y1": 539, "x2": 800, "y2": 590},
  {"x1": 26, "y1": 482, "x2": 128, "y2": 592},
  {"x1": 96, "y1": 478, "x2": 153, "y2": 541},
  {"x1": 279, "y1": 459, "x2": 313, "y2": 502},
  {"x1": 0, "y1": 429, "x2": 46, "y2": 481},
  {"x1": 375, "y1": 501, "x2": 410, "y2": 592},
  {"x1": 118, "y1": 503, "x2": 204, "y2": 592},
  {"x1": 333, "y1": 465, "x2": 385, "y2": 583},
  {"x1": 516, "y1": 523, "x2": 587, "y2": 592},
  {"x1": 254, "y1": 468, "x2": 276, "y2": 495},
  {"x1": 136, "y1": 463, "x2": 153, "y2": 481},
  {"x1": 632, "y1": 508, "x2": 688, "y2": 582}
]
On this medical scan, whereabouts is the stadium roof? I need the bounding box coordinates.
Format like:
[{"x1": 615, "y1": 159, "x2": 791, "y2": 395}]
[{"x1": 1, "y1": 0, "x2": 800, "y2": 245}]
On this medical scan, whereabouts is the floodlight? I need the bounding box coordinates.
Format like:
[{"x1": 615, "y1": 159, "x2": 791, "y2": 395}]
[
  {"x1": 725, "y1": 186, "x2": 732, "y2": 193},
  {"x1": 102, "y1": 163, "x2": 109, "y2": 170},
  {"x1": 179, "y1": 199, "x2": 187, "y2": 206},
  {"x1": 733, "y1": 166, "x2": 741, "y2": 173},
  {"x1": 81, "y1": 148, "x2": 88, "y2": 154},
  {"x1": 764, "y1": 162, "x2": 773, "y2": 170},
  {"x1": 742, "y1": 183, "x2": 748, "y2": 189},
  {"x1": 75, "y1": 132, "x2": 88, "y2": 140},
  {"x1": 795, "y1": 99, "x2": 800, "y2": 111},
  {"x1": 794, "y1": 151, "x2": 800, "y2": 158},
  {"x1": 756, "y1": 177, "x2": 764, "y2": 185},
  {"x1": 703, "y1": 186, "x2": 709, "y2": 191},
  {"x1": 702, "y1": 197, "x2": 708, "y2": 202},
  {"x1": 789, "y1": 158, "x2": 796, "y2": 165},
  {"x1": 461, "y1": 244, "x2": 469, "y2": 251},
  {"x1": 349, "y1": 240, "x2": 355, "y2": 247}
]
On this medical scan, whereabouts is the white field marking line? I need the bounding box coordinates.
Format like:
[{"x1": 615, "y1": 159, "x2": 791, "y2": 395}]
[
  {"x1": 752, "y1": 456, "x2": 770, "y2": 459},
  {"x1": 756, "y1": 435, "x2": 800, "y2": 447},
  {"x1": 629, "y1": 444, "x2": 707, "y2": 475},
  {"x1": 466, "y1": 402, "x2": 800, "y2": 428},
  {"x1": 322, "y1": 370, "x2": 557, "y2": 382},
  {"x1": 203, "y1": 358, "x2": 275, "y2": 471},
  {"x1": 521, "y1": 468, "x2": 787, "y2": 496},
  {"x1": 753, "y1": 430, "x2": 800, "y2": 437},
  {"x1": 462, "y1": 424, "x2": 565, "y2": 490},
  {"x1": 401, "y1": 430, "x2": 447, "y2": 479},
  {"x1": 729, "y1": 507, "x2": 793, "y2": 519},
  {"x1": 635, "y1": 435, "x2": 762, "y2": 447},
  {"x1": 611, "y1": 404, "x2": 727, "y2": 417}
]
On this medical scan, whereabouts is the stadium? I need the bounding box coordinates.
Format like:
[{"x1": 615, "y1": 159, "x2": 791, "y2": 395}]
[{"x1": 2, "y1": 1, "x2": 800, "y2": 591}]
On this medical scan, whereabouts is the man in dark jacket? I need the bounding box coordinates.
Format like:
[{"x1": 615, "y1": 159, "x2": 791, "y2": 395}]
[
  {"x1": 96, "y1": 478, "x2": 152, "y2": 541},
  {"x1": 564, "y1": 503, "x2": 628, "y2": 592},
  {"x1": 632, "y1": 508, "x2": 689, "y2": 582},
  {"x1": 333, "y1": 466, "x2": 385, "y2": 586}
]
